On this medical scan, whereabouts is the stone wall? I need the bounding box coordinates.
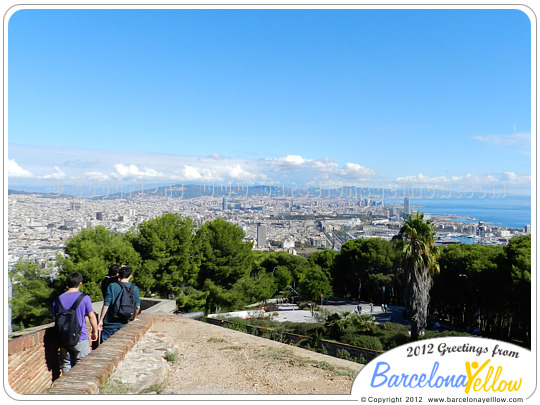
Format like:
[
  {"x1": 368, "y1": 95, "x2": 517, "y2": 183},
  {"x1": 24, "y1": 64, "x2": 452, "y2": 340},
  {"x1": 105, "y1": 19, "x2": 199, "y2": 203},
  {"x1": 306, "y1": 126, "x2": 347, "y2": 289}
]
[
  {"x1": 7, "y1": 327, "x2": 60, "y2": 395},
  {"x1": 44, "y1": 314, "x2": 156, "y2": 395},
  {"x1": 7, "y1": 314, "x2": 157, "y2": 396},
  {"x1": 7, "y1": 298, "x2": 175, "y2": 396}
]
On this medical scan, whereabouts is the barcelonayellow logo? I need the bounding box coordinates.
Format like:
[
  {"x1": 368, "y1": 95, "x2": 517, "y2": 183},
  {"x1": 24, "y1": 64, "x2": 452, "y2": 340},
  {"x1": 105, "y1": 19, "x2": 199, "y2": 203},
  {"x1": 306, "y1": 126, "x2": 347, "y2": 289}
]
[{"x1": 351, "y1": 337, "x2": 532, "y2": 399}]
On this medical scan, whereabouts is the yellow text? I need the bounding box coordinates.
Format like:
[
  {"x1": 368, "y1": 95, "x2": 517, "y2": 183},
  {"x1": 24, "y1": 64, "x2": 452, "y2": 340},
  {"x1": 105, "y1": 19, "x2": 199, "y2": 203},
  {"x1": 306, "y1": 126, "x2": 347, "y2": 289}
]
[{"x1": 464, "y1": 360, "x2": 522, "y2": 394}]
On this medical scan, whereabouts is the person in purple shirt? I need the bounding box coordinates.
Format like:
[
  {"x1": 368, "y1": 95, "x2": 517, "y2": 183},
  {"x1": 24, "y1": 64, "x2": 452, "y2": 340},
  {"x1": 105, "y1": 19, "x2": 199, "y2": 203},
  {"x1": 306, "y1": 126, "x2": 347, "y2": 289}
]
[{"x1": 52, "y1": 272, "x2": 98, "y2": 373}]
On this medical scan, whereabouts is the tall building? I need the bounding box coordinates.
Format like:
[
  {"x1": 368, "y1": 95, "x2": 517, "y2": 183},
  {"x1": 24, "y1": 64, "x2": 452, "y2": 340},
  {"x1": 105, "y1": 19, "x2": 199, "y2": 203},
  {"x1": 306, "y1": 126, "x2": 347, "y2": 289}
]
[
  {"x1": 476, "y1": 221, "x2": 486, "y2": 239},
  {"x1": 403, "y1": 197, "x2": 410, "y2": 218},
  {"x1": 257, "y1": 223, "x2": 267, "y2": 248},
  {"x1": 222, "y1": 197, "x2": 228, "y2": 211},
  {"x1": 96, "y1": 212, "x2": 104, "y2": 221}
]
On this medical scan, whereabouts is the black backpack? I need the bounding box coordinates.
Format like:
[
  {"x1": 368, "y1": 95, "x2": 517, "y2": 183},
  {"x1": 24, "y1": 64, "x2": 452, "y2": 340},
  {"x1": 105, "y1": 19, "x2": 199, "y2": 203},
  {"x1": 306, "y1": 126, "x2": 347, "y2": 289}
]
[
  {"x1": 54, "y1": 293, "x2": 86, "y2": 348},
  {"x1": 111, "y1": 282, "x2": 136, "y2": 320}
]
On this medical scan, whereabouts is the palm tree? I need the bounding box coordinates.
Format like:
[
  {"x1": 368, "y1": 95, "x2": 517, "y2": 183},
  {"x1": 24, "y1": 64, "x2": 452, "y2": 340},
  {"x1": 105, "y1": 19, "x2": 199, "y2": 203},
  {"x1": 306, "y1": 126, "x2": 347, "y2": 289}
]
[{"x1": 393, "y1": 212, "x2": 440, "y2": 340}]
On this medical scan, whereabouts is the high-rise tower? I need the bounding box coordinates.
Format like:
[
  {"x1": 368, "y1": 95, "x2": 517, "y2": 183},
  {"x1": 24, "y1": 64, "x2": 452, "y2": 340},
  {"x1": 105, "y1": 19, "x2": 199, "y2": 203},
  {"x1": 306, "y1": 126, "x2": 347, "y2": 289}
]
[
  {"x1": 403, "y1": 196, "x2": 410, "y2": 218},
  {"x1": 257, "y1": 223, "x2": 267, "y2": 248}
]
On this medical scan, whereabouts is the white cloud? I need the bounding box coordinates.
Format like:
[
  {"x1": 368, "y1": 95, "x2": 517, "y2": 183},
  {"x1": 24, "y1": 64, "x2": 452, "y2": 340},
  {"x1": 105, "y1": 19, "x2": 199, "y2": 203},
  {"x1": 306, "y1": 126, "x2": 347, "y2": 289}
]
[
  {"x1": 395, "y1": 172, "x2": 531, "y2": 190},
  {"x1": 227, "y1": 164, "x2": 258, "y2": 181},
  {"x1": 7, "y1": 159, "x2": 33, "y2": 178},
  {"x1": 280, "y1": 155, "x2": 309, "y2": 166},
  {"x1": 338, "y1": 163, "x2": 376, "y2": 179},
  {"x1": 395, "y1": 173, "x2": 450, "y2": 183},
  {"x1": 182, "y1": 165, "x2": 204, "y2": 181},
  {"x1": 112, "y1": 163, "x2": 164, "y2": 180},
  {"x1": 267, "y1": 155, "x2": 376, "y2": 184},
  {"x1": 451, "y1": 173, "x2": 474, "y2": 182},
  {"x1": 43, "y1": 166, "x2": 66, "y2": 180},
  {"x1": 85, "y1": 171, "x2": 110, "y2": 182},
  {"x1": 504, "y1": 172, "x2": 531, "y2": 184},
  {"x1": 449, "y1": 173, "x2": 498, "y2": 184},
  {"x1": 268, "y1": 155, "x2": 312, "y2": 172},
  {"x1": 180, "y1": 165, "x2": 220, "y2": 182},
  {"x1": 473, "y1": 132, "x2": 531, "y2": 155},
  {"x1": 312, "y1": 158, "x2": 338, "y2": 172}
]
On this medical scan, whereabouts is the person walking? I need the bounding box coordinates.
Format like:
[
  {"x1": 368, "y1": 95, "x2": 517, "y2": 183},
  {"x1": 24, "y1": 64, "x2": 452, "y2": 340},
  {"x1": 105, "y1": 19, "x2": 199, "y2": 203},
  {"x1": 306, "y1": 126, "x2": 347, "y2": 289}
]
[
  {"x1": 101, "y1": 264, "x2": 120, "y2": 299},
  {"x1": 53, "y1": 272, "x2": 98, "y2": 373},
  {"x1": 98, "y1": 265, "x2": 140, "y2": 343}
]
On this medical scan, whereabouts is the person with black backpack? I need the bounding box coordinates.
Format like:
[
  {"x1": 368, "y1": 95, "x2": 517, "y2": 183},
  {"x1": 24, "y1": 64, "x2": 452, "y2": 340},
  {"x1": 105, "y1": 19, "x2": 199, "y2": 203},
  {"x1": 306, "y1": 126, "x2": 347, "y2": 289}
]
[
  {"x1": 98, "y1": 265, "x2": 140, "y2": 343},
  {"x1": 52, "y1": 272, "x2": 98, "y2": 373}
]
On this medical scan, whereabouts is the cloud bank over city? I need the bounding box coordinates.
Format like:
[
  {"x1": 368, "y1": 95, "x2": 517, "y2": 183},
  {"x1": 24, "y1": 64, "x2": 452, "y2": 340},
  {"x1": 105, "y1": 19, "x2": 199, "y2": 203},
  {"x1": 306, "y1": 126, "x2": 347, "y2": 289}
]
[
  {"x1": 8, "y1": 143, "x2": 531, "y2": 195},
  {"x1": 8, "y1": 144, "x2": 378, "y2": 187}
]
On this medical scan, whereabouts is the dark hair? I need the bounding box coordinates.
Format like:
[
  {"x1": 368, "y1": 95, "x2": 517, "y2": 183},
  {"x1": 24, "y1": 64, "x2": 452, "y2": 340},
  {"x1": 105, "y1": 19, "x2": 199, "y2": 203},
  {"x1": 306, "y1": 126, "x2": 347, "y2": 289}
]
[
  {"x1": 109, "y1": 264, "x2": 121, "y2": 277},
  {"x1": 118, "y1": 265, "x2": 132, "y2": 279},
  {"x1": 67, "y1": 272, "x2": 83, "y2": 288}
]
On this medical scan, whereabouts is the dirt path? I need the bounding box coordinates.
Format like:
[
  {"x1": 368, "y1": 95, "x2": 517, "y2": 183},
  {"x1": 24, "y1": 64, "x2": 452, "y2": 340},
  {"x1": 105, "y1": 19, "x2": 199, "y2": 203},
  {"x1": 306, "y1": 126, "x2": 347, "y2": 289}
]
[{"x1": 151, "y1": 315, "x2": 364, "y2": 395}]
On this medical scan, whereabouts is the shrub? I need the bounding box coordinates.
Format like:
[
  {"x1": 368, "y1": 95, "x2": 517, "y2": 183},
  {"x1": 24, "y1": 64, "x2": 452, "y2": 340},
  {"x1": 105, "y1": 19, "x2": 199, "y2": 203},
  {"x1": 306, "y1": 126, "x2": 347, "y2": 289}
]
[
  {"x1": 379, "y1": 332, "x2": 410, "y2": 350},
  {"x1": 374, "y1": 322, "x2": 410, "y2": 350},
  {"x1": 291, "y1": 322, "x2": 325, "y2": 336},
  {"x1": 420, "y1": 330, "x2": 470, "y2": 340},
  {"x1": 223, "y1": 320, "x2": 248, "y2": 333},
  {"x1": 336, "y1": 349, "x2": 367, "y2": 364},
  {"x1": 347, "y1": 335, "x2": 384, "y2": 351},
  {"x1": 165, "y1": 350, "x2": 179, "y2": 363},
  {"x1": 378, "y1": 322, "x2": 409, "y2": 334}
]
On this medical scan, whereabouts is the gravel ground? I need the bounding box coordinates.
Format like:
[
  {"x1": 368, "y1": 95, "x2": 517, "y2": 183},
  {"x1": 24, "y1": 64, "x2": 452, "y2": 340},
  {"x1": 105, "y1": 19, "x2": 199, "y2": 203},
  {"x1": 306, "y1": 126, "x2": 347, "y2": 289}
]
[{"x1": 118, "y1": 315, "x2": 364, "y2": 395}]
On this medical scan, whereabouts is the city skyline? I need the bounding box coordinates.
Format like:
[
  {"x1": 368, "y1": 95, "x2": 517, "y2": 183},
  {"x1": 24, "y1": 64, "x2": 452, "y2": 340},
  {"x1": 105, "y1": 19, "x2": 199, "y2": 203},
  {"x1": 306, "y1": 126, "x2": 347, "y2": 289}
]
[{"x1": 7, "y1": 7, "x2": 533, "y2": 195}]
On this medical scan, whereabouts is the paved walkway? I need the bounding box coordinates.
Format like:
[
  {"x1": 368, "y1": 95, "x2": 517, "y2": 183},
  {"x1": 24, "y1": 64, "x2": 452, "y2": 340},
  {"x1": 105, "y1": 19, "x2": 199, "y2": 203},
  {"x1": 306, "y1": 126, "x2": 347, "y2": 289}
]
[
  {"x1": 234, "y1": 300, "x2": 409, "y2": 325},
  {"x1": 100, "y1": 327, "x2": 171, "y2": 393}
]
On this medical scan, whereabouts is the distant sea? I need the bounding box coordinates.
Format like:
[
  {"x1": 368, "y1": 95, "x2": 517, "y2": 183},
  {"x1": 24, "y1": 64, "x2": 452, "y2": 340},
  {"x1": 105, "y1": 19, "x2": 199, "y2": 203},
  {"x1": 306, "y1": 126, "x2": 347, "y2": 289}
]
[{"x1": 384, "y1": 194, "x2": 532, "y2": 229}]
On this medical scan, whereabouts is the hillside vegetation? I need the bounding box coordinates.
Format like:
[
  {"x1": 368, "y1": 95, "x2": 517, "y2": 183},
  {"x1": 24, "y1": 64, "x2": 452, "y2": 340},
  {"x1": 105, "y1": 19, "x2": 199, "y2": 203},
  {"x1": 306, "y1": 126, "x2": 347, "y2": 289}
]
[{"x1": 10, "y1": 213, "x2": 530, "y2": 347}]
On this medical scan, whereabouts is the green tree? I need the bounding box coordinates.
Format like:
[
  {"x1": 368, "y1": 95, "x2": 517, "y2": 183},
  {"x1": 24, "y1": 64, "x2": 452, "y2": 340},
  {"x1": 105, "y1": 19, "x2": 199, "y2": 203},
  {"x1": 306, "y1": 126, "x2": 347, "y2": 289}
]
[
  {"x1": 308, "y1": 249, "x2": 338, "y2": 280},
  {"x1": 129, "y1": 213, "x2": 199, "y2": 298},
  {"x1": 245, "y1": 258, "x2": 279, "y2": 305},
  {"x1": 9, "y1": 261, "x2": 55, "y2": 330},
  {"x1": 196, "y1": 218, "x2": 254, "y2": 314},
  {"x1": 297, "y1": 264, "x2": 333, "y2": 302},
  {"x1": 393, "y1": 212, "x2": 440, "y2": 340},
  {"x1": 269, "y1": 265, "x2": 293, "y2": 293},
  {"x1": 333, "y1": 238, "x2": 397, "y2": 302},
  {"x1": 429, "y1": 236, "x2": 532, "y2": 346},
  {"x1": 503, "y1": 234, "x2": 531, "y2": 343},
  {"x1": 254, "y1": 251, "x2": 308, "y2": 293},
  {"x1": 431, "y1": 243, "x2": 503, "y2": 331},
  {"x1": 58, "y1": 226, "x2": 141, "y2": 300}
]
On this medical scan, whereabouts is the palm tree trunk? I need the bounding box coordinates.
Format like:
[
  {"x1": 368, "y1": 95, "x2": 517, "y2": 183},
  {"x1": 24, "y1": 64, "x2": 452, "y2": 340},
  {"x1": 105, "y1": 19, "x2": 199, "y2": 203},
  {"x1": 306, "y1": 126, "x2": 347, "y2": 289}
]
[{"x1": 406, "y1": 264, "x2": 432, "y2": 341}]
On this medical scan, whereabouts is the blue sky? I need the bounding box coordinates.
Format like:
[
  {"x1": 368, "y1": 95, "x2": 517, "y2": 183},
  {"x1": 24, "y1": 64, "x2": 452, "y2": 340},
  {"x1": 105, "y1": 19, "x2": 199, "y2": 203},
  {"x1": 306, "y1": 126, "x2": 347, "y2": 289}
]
[{"x1": 7, "y1": 7, "x2": 532, "y2": 194}]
